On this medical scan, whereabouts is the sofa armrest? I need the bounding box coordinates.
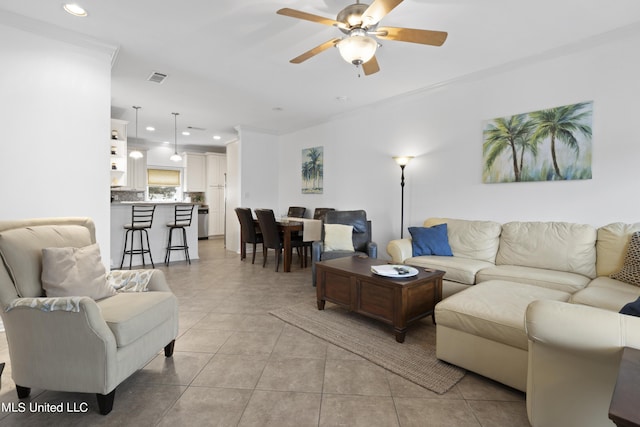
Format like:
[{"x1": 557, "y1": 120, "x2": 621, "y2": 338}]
[
  {"x1": 525, "y1": 300, "x2": 640, "y2": 427},
  {"x1": 526, "y1": 300, "x2": 640, "y2": 353},
  {"x1": 386, "y1": 238, "x2": 412, "y2": 264},
  {"x1": 2, "y1": 297, "x2": 117, "y2": 393},
  {"x1": 311, "y1": 241, "x2": 324, "y2": 264},
  {"x1": 146, "y1": 269, "x2": 171, "y2": 292}
]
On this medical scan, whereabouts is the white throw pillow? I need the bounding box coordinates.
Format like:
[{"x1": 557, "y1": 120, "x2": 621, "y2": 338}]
[
  {"x1": 324, "y1": 224, "x2": 354, "y2": 252},
  {"x1": 42, "y1": 243, "x2": 116, "y2": 300}
]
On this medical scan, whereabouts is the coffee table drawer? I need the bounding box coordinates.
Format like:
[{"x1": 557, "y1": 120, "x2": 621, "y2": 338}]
[
  {"x1": 322, "y1": 270, "x2": 353, "y2": 306},
  {"x1": 357, "y1": 279, "x2": 394, "y2": 322}
]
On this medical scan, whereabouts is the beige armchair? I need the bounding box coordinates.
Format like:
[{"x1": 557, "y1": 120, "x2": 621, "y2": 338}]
[
  {"x1": 0, "y1": 217, "x2": 178, "y2": 415},
  {"x1": 525, "y1": 300, "x2": 640, "y2": 427}
]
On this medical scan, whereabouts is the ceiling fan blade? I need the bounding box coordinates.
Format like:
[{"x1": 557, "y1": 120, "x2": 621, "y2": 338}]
[
  {"x1": 362, "y1": 0, "x2": 403, "y2": 26},
  {"x1": 277, "y1": 8, "x2": 342, "y2": 27},
  {"x1": 376, "y1": 26, "x2": 448, "y2": 46},
  {"x1": 290, "y1": 38, "x2": 341, "y2": 64},
  {"x1": 362, "y1": 56, "x2": 380, "y2": 76}
]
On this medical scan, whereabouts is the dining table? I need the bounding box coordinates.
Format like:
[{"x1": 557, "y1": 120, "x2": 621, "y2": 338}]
[{"x1": 252, "y1": 217, "x2": 322, "y2": 272}]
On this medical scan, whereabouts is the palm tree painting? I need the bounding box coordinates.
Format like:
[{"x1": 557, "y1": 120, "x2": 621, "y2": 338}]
[
  {"x1": 302, "y1": 146, "x2": 323, "y2": 193},
  {"x1": 482, "y1": 101, "x2": 593, "y2": 183}
]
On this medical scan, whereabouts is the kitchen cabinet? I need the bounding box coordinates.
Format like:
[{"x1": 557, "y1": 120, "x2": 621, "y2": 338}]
[
  {"x1": 184, "y1": 153, "x2": 206, "y2": 192},
  {"x1": 127, "y1": 148, "x2": 147, "y2": 190},
  {"x1": 206, "y1": 153, "x2": 226, "y2": 187},
  {"x1": 110, "y1": 119, "x2": 128, "y2": 187},
  {"x1": 209, "y1": 187, "x2": 225, "y2": 236},
  {"x1": 206, "y1": 153, "x2": 226, "y2": 236}
]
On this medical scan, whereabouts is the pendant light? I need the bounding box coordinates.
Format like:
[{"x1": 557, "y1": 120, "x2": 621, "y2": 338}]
[
  {"x1": 170, "y1": 112, "x2": 182, "y2": 162},
  {"x1": 129, "y1": 106, "x2": 144, "y2": 159}
]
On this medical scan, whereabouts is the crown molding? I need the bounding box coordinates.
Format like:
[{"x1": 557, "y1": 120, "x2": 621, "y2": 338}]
[{"x1": 0, "y1": 10, "x2": 119, "y2": 66}]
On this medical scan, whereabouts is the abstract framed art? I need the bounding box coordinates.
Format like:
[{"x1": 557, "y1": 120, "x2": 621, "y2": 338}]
[{"x1": 482, "y1": 101, "x2": 593, "y2": 183}]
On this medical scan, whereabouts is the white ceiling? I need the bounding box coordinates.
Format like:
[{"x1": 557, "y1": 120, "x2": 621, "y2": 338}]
[{"x1": 3, "y1": 0, "x2": 640, "y2": 150}]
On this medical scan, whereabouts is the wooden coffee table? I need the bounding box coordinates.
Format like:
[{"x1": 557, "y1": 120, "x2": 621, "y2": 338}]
[{"x1": 315, "y1": 256, "x2": 445, "y2": 343}]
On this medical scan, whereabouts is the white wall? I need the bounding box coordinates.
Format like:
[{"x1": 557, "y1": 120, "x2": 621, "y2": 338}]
[
  {"x1": 224, "y1": 127, "x2": 279, "y2": 254},
  {"x1": 225, "y1": 140, "x2": 240, "y2": 253},
  {"x1": 0, "y1": 16, "x2": 114, "y2": 258},
  {"x1": 277, "y1": 28, "x2": 640, "y2": 257}
]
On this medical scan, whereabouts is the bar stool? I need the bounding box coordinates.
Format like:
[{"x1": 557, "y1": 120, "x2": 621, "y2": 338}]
[
  {"x1": 120, "y1": 204, "x2": 156, "y2": 269},
  {"x1": 165, "y1": 204, "x2": 195, "y2": 265}
]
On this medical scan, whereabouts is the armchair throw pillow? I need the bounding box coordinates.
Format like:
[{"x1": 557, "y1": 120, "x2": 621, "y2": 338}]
[
  {"x1": 324, "y1": 224, "x2": 355, "y2": 252},
  {"x1": 42, "y1": 243, "x2": 116, "y2": 300},
  {"x1": 409, "y1": 224, "x2": 453, "y2": 257},
  {"x1": 611, "y1": 231, "x2": 640, "y2": 286}
]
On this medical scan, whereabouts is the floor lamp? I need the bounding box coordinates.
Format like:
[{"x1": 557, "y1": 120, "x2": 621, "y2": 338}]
[{"x1": 393, "y1": 156, "x2": 414, "y2": 238}]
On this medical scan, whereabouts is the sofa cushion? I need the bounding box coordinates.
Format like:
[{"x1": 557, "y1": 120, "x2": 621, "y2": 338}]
[
  {"x1": 406, "y1": 256, "x2": 494, "y2": 285},
  {"x1": 435, "y1": 280, "x2": 571, "y2": 350},
  {"x1": 408, "y1": 224, "x2": 452, "y2": 256},
  {"x1": 570, "y1": 276, "x2": 640, "y2": 311},
  {"x1": 424, "y1": 218, "x2": 501, "y2": 263},
  {"x1": 477, "y1": 265, "x2": 591, "y2": 293},
  {"x1": 496, "y1": 221, "x2": 597, "y2": 278},
  {"x1": 0, "y1": 225, "x2": 93, "y2": 298},
  {"x1": 610, "y1": 231, "x2": 640, "y2": 286},
  {"x1": 41, "y1": 243, "x2": 116, "y2": 301},
  {"x1": 97, "y1": 291, "x2": 177, "y2": 347},
  {"x1": 596, "y1": 222, "x2": 640, "y2": 277}
]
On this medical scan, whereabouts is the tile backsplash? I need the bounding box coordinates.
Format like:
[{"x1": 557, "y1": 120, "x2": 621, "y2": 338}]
[{"x1": 111, "y1": 190, "x2": 145, "y2": 202}]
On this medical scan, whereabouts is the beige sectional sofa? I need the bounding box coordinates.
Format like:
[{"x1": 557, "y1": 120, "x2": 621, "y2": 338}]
[{"x1": 387, "y1": 218, "x2": 640, "y2": 427}]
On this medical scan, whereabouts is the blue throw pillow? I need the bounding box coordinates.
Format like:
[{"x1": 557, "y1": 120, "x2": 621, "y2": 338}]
[
  {"x1": 620, "y1": 297, "x2": 640, "y2": 317},
  {"x1": 408, "y1": 224, "x2": 453, "y2": 257}
]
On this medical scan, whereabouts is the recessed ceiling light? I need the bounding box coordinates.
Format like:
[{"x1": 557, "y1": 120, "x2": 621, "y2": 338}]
[
  {"x1": 146, "y1": 126, "x2": 155, "y2": 132},
  {"x1": 163, "y1": 141, "x2": 170, "y2": 144},
  {"x1": 213, "y1": 135, "x2": 221, "y2": 140},
  {"x1": 63, "y1": 4, "x2": 87, "y2": 17},
  {"x1": 182, "y1": 131, "x2": 190, "y2": 136}
]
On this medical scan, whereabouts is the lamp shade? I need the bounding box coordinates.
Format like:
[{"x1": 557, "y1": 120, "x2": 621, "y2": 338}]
[
  {"x1": 393, "y1": 156, "x2": 414, "y2": 167},
  {"x1": 337, "y1": 31, "x2": 377, "y2": 65}
]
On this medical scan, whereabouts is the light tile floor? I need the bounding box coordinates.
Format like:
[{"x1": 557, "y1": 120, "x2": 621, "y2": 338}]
[{"x1": 0, "y1": 239, "x2": 530, "y2": 426}]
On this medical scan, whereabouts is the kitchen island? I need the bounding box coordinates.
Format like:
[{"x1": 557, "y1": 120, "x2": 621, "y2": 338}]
[{"x1": 110, "y1": 202, "x2": 199, "y2": 268}]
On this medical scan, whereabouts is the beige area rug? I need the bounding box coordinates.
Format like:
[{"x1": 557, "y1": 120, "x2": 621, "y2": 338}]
[{"x1": 270, "y1": 302, "x2": 465, "y2": 394}]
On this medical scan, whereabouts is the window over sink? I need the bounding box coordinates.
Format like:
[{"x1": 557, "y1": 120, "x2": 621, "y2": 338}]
[{"x1": 147, "y1": 168, "x2": 183, "y2": 201}]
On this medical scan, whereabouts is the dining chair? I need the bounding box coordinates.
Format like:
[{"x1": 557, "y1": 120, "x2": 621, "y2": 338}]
[
  {"x1": 164, "y1": 204, "x2": 195, "y2": 265},
  {"x1": 313, "y1": 207, "x2": 335, "y2": 221},
  {"x1": 255, "y1": 209, "x2": 305, "y2": 271},
  {"x1": 287, "y1": 206, "x2": 306, "y2": 218},
  {"x1": 120, "y1": 204, "x2": 156, "y2": 269},
  {"x1": 235, "y1": 207, "x2": 263, "y2": 264}
]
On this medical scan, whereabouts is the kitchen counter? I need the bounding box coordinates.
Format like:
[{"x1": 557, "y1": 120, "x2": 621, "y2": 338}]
[{"x1": 110, "y1": 202, "x2": 199, "y2": 268}]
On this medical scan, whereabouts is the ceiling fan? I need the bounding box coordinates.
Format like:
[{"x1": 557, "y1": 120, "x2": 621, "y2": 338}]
[{"x1": 277, "y1": 0, "x2": 448, "y2": 76}]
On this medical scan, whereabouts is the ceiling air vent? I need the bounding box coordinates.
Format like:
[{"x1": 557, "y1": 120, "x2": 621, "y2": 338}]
[{"x1": 147, "y1": 71, "x2": 168, "y2": 84}]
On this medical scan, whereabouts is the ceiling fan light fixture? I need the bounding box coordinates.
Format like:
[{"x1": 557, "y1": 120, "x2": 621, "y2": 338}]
[{"x1": 337, "y1": 30, "x2": 377, "y2": 65}]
